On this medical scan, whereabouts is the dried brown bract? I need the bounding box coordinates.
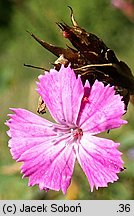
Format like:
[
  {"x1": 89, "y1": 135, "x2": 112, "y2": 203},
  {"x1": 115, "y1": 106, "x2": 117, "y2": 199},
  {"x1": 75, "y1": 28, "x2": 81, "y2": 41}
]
[{"x1": 28, "y1": 7, "x2": 134, "y2": 110}]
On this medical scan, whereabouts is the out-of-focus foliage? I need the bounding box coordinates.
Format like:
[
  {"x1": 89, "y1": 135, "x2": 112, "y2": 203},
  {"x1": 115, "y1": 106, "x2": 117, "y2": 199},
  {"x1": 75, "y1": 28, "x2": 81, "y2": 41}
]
[{"x1": 0, "y1": 0, "x2": 134, "y2": 200}]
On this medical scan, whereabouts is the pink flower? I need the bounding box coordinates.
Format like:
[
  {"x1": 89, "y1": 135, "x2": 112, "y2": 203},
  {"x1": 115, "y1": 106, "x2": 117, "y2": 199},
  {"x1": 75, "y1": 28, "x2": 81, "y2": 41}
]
[
  {"x1": 111, "y1": 0, "x2": 134, "y2": 21},
  {"x1": 6, "y1": 65, "x2": 127, "y2": 193}
]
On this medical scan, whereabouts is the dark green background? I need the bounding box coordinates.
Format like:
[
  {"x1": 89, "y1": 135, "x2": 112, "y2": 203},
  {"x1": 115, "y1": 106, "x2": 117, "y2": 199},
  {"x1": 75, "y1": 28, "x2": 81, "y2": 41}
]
[{"x1": 0, "y1": 0, "x2": 134, "y2": 199}]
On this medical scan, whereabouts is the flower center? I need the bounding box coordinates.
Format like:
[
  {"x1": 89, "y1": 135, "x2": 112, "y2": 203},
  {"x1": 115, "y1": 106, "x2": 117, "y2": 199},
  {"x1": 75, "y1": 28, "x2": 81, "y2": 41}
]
[{"x1": 71, "y1": 128, "x2": 83, "y2": 140}]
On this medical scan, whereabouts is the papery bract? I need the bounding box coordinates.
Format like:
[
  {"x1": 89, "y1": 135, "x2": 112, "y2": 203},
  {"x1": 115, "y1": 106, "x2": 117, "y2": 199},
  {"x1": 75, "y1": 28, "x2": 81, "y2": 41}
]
[{"x1": 6, "y1": 65, "x2": 127, "y2": 193}]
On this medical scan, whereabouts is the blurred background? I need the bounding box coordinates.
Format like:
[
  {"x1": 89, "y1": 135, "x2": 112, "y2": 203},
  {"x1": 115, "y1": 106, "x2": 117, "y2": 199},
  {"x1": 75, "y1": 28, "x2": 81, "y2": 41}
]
[{"x1": 0, "y1": 0, "x2": 134, "y2": 200}]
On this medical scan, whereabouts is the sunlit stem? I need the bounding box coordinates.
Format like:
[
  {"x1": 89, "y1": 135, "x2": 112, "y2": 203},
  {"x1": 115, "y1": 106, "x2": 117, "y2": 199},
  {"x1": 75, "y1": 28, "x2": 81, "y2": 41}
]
[
  {"x1": 74, "y1": 63, "x2": 117, "y2": 76},
  {"x1": 74, "y1": 63, "x2": 114, "y2": 71}
]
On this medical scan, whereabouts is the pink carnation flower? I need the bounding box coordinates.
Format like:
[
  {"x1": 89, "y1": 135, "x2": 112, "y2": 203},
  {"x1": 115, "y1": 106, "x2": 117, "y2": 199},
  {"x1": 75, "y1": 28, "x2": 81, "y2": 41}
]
[{"x1": 6, "y1": 65, "x2": 127, "y2": 193}]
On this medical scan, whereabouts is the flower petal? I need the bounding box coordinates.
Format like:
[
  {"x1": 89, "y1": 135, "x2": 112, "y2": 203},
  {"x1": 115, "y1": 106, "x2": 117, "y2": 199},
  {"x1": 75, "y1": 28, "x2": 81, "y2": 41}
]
[
  {"x1": 20, "y1": 141, "x2": 76, "y2": 194},
  {"x1": 37, "y1": 65, "x2": 84, "y2": 125},
  {"x1": 75, "y1": 133, "x2": 124, "y2": 192},
  {"x1": 6, "y1": 108, "x2": 76, "y2": 193},
  {"x1": 6, "y1": 108, "x2": 60, "y2": 160},
  {"x1": 77, "y1": 80, "x2": 127, "y2": 134}
]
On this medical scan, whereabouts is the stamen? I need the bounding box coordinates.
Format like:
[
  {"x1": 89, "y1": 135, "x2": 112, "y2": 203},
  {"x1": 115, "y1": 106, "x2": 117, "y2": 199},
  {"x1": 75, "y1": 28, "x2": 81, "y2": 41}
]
[{"x1": 72, "y1": 128, "x2": 83, "y2": 139}]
